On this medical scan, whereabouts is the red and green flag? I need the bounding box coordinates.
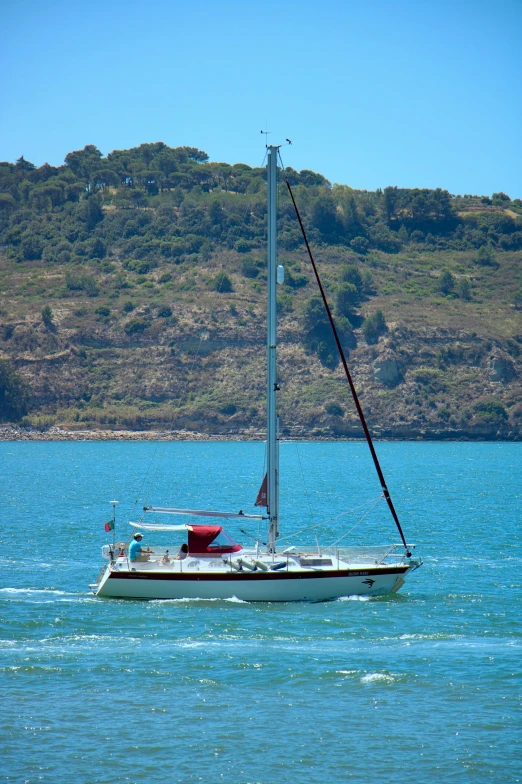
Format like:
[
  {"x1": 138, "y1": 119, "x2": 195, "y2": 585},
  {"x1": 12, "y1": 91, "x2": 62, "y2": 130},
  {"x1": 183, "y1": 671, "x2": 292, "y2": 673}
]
[{"x1": 104, "y1": 520, "x2": 115, "y2": 533}]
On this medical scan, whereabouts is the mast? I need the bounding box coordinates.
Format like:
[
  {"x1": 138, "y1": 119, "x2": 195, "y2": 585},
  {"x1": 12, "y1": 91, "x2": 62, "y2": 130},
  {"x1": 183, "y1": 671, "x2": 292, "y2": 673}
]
[{"x1": 266, "y1": 146, "x2": 279, "y2": 551}]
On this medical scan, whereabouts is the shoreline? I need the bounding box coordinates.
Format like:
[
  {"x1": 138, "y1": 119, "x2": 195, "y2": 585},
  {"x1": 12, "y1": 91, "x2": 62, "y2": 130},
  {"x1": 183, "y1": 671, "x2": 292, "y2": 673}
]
[{"x1": 1, "y1": 426, "x2": 520, "y2": 442}]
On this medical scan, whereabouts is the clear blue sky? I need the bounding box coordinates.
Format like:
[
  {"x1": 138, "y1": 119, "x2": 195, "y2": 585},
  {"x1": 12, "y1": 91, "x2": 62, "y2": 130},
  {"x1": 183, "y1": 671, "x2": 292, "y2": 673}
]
[{"x1": 2, "y1": 0, "x2": 521, "y2": 197}]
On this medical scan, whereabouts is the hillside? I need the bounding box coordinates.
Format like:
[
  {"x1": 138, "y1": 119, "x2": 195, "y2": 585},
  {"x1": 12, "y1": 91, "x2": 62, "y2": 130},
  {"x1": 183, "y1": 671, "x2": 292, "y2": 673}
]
[{"x1": 1, "y1": 142, "x2": 522, "y2": 440}]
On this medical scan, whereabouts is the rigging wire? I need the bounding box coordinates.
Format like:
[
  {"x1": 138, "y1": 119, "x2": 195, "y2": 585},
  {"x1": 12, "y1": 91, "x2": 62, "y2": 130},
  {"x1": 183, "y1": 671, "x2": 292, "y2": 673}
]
[
  {"x1": 276, "y1": 493, "x2": 384, "y2": 543},
  {"x1": 328, "y1": 494, "x2": 384, "y2": 547},
  {"x1": 292, "y1": 440, "x2": 318, "y2": 542},
  {"x1": 278, "y1": 149, "x2": 411, "y2": 556}
]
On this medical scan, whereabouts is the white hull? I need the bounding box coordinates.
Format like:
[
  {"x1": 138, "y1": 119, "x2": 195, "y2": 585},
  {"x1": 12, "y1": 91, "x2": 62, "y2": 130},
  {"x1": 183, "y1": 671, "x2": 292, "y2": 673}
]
[{"x1": 95, "y1": 564, "x2": 411, "y2": 602}]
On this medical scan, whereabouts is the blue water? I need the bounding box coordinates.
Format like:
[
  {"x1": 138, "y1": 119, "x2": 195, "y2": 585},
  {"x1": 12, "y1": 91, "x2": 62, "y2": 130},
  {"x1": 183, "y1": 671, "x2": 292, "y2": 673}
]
[{"x1": 1, "y1": 441, "x2": 521, "y2": 784}]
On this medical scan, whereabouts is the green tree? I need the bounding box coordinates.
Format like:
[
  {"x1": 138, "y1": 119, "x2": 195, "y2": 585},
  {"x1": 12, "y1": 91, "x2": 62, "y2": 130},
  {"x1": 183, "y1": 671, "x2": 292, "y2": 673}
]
[
  {"x1": 368, "y1": 223, "x2": 402, "y2": 253},
  {"x1": 64, "y1": 145, "x2": 103, "y2": 178},
  {"x1": 299, "y1": 169, "x2": 329, "y2": 187},
  {"x1": 211, "y1": 271, "x2": 233, "y2": 293},
  {"x1": 475, "y1": 244, "x2": 497, "y2": 266},
  {"x1": 303, "y1": 297, "x2": 327, "y2": 333},
  {"x1": 91, "y1": 168, "x2": 120, "y2": 189},
  {"x1": 335, "y1": 282, "x2": 359, "y2": 316},
  {"x1": 438, "y1": 269, "x2": 455, "y2": 295},
  {"x1": 302, "y1": 297, "x2": 353, "y2": 368},
  {"x1": 397, "y1": 224, "x2": 409, "y2": 243},
  {"x1": 130, "y1": 190, "x2": 146, "y2": 209},
  {"x1": 240, "y1": 258, "x2": 262, "y2": 278},
  {"x1": 350, "y1": 236, "x2": 369, "y2": 254},
  {"x1": 325, "y1": 401, "x2": 344, "y2": 417},
  {"x1": 183, "y1": 146, "x2": 209, "y2": 162},
  {"x1": 311, "y1": 194, "x2": 340, "y2": 240},
  {"x1": 20, "y1": 235, "x2": 44, "y2": 261},
  {"x1": 360, "y1": 269, "x2": 375, "y2": 295},
  {"x1": 41, "y1": 305, "x2": 54, "y2": 327},
  {"x1": 340, "y1": 265, "x2": 364, "y2": 293},
  {"x1": 0, "y1": 360, "x2": 29, "y2": 421},
  {"x1": 474, "y1": 400, "x2": 507, "y2": 427},
  {"x1": 383, "y1": 186, "x2": 399, "y2": 220},
  {"x1": 457, "y1": 278, "x2": 472, "y2": 300},
  {"x1": 124, "y1": 318, "x2": 150, "y2": 335},
  {"x1": 31, "y1": 184, "x2": 64, "y2": 208},
  {"x1": 362, "y1": 310, "x2": 387, "y2": 344},
  {"x1": 89, "y1": 237, "x2": 106, "y2": 259},
  {"x1": 15, "y1": 156, "x2": 35, "y2": 171},
  {"x1": 0, "y1": 193, "x2": 16, "y2": 213}
]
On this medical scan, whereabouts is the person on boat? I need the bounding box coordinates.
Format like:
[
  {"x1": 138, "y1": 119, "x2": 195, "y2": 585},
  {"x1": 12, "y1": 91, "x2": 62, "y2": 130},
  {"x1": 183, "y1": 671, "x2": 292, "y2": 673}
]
[
  {"x1": 176, "y1": 543, "x2": 188, "y2": 560},
  {"x1": 129, "y1": 532, "x2": 154, "y2": 562}
]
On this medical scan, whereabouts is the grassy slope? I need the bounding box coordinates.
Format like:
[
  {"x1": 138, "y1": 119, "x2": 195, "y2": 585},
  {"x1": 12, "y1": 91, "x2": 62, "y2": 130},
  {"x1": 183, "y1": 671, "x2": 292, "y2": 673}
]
[{"x1": 1, "y1": 219, "x2": 521, "y2": 438}]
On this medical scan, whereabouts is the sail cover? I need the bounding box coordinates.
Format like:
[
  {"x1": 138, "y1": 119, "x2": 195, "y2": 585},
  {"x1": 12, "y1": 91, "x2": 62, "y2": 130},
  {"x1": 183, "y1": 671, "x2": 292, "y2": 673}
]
[
  {"x1": 254, "y1": 474, "x2": 267, "y2": 507},
  {"x1": 187, "y1": 526, "x2": 242, "y2": 554}
]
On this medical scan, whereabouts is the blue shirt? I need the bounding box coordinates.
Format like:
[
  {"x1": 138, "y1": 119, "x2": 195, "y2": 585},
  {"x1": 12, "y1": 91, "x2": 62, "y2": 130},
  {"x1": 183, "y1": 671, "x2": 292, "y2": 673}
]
[{"x1": 129, "y1": 539, "x2": 143, "y2": 561}]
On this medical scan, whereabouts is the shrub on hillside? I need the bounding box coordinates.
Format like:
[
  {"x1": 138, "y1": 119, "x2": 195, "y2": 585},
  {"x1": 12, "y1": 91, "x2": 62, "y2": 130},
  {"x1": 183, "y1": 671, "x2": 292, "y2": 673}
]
[
  {"x1": 456, "y1": 278, "x2": 472, "y2": 300},
  {"x1": 302, "y1": 296, "x2": 353, "y2": 368},
  {"x1": 240, "y1": 258, "x2": 262, "y2": 278},
  {"x1": 277, "y1": 293, "x2": 293, "y2": 313},
  {"x1": 124, "y1": 318, "x2": 150, "y2": 336},
  {"x1": 210, "y1": 271, "x2": 233, "y2": 293},
  {"x1": 473, "y1": 400, "x2": 508, "y2": 427},
  {"x1": 368, "y1": 224, "x2": 401, "y2": 253},
  {"x1": 123, "y1": 258, "x2": 153, "y2": 275},
  {"x1": 335, "y1": 282, "x2": 360, "y2": 316},
  {"x1": 41, "y1": 305, "x2": 54, "y2": 327},
  {"x1": 362, "y1": 310, "x2": 387, "y2": 344},
  {"x1": 340, "y1": 264, "x2": 363, "y2": 292},
  {"x1": 350, "y1": 236, "x2": 369, "y2": 254},
  {"x1": 95, "y1": 306, "x2": 110, "y2": 319},
  {"x1": 499, "y1": 232, "x2": 522, "y2": 251},
  {"x1": 284, "y1": 268, "x2": 308, "y2": 289},
  {"x1": 234, "y1": 239, "x2": 254, "y2": 253},
  {"x1": 325, "y1": 401, "x2": 344, "y2": 417},
  {"x1": 20, "y1": 235, "x2": 44, "y2": 261},
  {"x1": 438, "y1": 269, "x2": 455, "y2": 295},
  {"x1": 474, "y1": 244, "x2": 497, "y2": 267}
]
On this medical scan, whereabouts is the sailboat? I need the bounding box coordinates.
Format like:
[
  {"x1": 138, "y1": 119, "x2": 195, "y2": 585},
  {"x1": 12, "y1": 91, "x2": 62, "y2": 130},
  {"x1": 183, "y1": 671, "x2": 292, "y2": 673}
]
[{"x1": 91, "y1": 145, "x2": 422, "y2": 601}]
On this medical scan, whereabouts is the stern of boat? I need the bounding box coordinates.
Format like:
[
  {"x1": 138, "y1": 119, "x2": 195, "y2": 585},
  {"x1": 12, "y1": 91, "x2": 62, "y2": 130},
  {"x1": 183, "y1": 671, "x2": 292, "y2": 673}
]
[{"x1": 89, "y1": 564, "x2": 110, "y2": 596}]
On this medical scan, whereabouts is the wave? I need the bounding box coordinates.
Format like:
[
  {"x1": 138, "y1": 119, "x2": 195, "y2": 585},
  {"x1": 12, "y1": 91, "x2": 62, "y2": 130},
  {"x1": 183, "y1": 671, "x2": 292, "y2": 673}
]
[
  {"x1": 360, "y1": 672, "x2": 395, "y2": 683},
  {"x1": 337, "y1": 594, "x2": 371, "y2": 602},
  {"x1": 0, "y1": 588, "x2": 73, "y2": 595},
  {"x1": 149, "y1": 596, "x2": 248, "y2": 604}
]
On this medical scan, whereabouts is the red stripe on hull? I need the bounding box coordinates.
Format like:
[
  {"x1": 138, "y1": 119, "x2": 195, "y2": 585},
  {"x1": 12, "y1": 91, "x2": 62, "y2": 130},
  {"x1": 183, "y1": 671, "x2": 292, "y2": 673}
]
[{"x1": 108, "y1": 566, "x2": 409, "y2": 582}]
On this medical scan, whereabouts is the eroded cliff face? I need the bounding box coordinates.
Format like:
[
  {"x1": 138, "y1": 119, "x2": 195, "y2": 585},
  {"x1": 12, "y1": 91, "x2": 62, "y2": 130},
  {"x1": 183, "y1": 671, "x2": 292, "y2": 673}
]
[{"x1": 2, "y1": 305, "x2": 521, "y2": 439}]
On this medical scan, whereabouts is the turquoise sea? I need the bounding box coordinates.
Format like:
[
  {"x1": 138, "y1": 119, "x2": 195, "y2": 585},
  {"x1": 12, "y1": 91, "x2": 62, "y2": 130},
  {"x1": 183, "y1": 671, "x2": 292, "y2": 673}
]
[{"x1": 1, "y1": 440, "x2": 520, "y2": 784}]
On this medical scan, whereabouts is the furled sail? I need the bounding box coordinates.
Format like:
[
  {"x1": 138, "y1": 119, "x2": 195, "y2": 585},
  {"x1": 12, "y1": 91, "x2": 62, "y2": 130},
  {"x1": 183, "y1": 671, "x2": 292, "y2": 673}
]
[{"x1": 255, "y1": 474, "x2": 268, "y2": 507}]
